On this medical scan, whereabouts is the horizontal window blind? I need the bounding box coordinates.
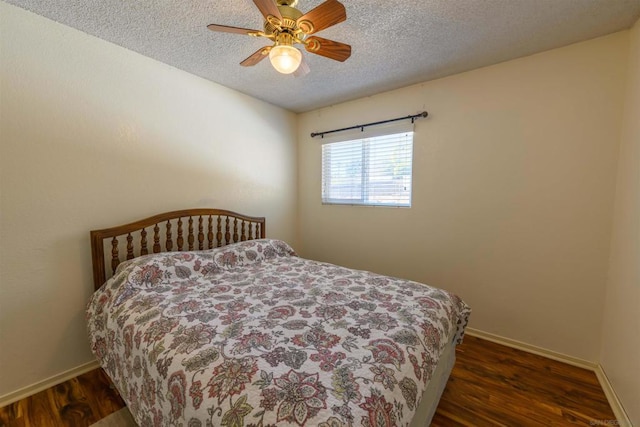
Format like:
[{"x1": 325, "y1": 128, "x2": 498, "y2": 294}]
[{"x1": 322, "y1": 131, "x2": 413, "y2": 207}]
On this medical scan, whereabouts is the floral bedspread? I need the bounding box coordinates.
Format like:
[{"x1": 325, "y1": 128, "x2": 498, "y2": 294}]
[{"x1": 87, "y1": 239, "x2": 470, "y2": 427}]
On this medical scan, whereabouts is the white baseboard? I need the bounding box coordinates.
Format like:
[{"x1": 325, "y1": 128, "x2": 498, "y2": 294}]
[
  {"x1": 465, "y1": 328, "x2": 597, "y2": 369},
  {"x1": 465, "y1": 328, "x2": 632, "y2": 427},
  {"x1": 594, "y1": 365, "x2": 634, "y2": 427},
  {"x1": 0, "y1": 360, "x2": 100, "y2": 408}
]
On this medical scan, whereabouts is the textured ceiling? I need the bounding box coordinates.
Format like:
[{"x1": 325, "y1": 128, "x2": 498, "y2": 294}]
[{"x1": 5, "y1": 0, "x2": 640, "y2": 112}]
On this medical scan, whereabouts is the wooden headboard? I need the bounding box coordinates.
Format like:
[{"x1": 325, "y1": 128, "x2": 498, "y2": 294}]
[{"x1": 90, "y1": 208, "x2": 266, "y2": 290}]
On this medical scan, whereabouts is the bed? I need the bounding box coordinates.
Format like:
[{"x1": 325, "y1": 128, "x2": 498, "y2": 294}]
[{"x1": 86, "y1": 208, "x2": 470, "y2": 427}]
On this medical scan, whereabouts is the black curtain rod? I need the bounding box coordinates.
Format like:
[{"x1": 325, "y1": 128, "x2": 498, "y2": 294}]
[{"x1": 310, "y1": 111, "x2": 428, "y2": 138}]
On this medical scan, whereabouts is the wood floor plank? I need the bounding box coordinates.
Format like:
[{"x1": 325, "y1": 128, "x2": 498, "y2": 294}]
[
  {"x1": 75, "y1": 369, "x2": 124, "y2": 421},
  {"x1": 433, "y1": 335, "x2": 617, "y2": 426},
  {"x1": 54, "y1": 377, "x2": 99, "y2": 426},
  {"x1": 0, "y1": 336, "x2": 617, "y2": 426}
]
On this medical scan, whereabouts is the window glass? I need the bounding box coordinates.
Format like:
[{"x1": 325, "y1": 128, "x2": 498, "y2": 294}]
[{"x1": 321, "y1": 132, "x2": 413, "y2": 207}]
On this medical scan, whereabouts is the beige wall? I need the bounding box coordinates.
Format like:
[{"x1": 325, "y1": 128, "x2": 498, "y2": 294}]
[
  {"x1": 601, "y1": 18, "x2": 640, "y2": 425},
  {"x1": 298, "y1": 32, "x2": 628, "y2": 362},
  {"x1": 0, "y1": 3, "x2": 297, "y2": 397}
]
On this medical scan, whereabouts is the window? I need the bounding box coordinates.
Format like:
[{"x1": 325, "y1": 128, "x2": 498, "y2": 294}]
[{"x1": 322, "y1": 130, "x2": 413, "y2": 207}]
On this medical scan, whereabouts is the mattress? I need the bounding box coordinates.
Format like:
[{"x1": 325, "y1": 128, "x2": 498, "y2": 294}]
[{"x1": 87, "y1": 239, "x2": 470, "y2": 426}]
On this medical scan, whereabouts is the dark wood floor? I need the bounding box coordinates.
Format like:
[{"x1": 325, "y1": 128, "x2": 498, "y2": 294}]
[
  {"x1": 0, "y1": 368, "x2": 124, "y2": 427},
  {"x1": 0, "y1": 335, "x2": 616, "y2": 426},
  {"x1": 431, "y1": 336, "x2": 616, "y2": 426}
]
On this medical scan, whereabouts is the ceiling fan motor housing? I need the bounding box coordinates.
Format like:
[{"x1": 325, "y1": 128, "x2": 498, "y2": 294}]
[{"x1": 265, "y1": 4, "x2": 305, "y2": 39}]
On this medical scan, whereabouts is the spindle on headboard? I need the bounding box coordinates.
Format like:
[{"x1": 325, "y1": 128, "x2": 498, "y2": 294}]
[
  {"x1": 188, "y1": 217, "x2": 195, "y2": 251},
  {"x1": 177, "y1": 218, "x2": 184, "y2": 251},
  {"x1": 216, "y1": 217, "x2": 223, "y2": 247},
  {"x1": 198, "y1": 216, "x2": 205, "y2": 250},
  {"x1": 198, "y1": 216, "x2": 204, "y2": 250},
  {"x1": 241, "y1": 220, "x2": 247, "y2": 241},
  {"x1": 233, "y1": 218, "x2": 239, "y2": 243},
  {"x1": 153, "y1": 224, "x2": 161, "y2": 253},
  {"x1": 249, "y1": 222, "x2": 254, "y2": 240},
  {"x1": 141, "y1": 228, "x2": 148, "y2": 255},
  {"x1": 208, "y1": 216, "x2": 214, "y2": 249},
  {"x1": 126, "y1": 233, "x2": 134, "y2": 260},
  {"x1": 225, "y1": 217, "x2": 231, "y2": 245},
  {"x1": 111, "y1": 237, "x2": 119, "y2": 273},
  {"x1": 165, "y1": 220, "x2": 173, "y2": 251}
]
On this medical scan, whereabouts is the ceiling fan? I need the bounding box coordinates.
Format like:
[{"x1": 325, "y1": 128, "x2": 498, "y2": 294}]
[{"x1": 207, "y1": 0, "x2": 351, "y2": 75}]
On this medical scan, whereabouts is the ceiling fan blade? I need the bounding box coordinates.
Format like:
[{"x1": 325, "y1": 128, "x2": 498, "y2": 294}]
[
  {"x1": 253, "y1": 0, "x2": 282, "y2": 21},
  {"x1": 240, "y1": 46, "x2": 272, "y2": 66},
  {"x1": 297, "y1": 0, "x2": 346, "y2": 35},
  {"x1": 305, "y1": 36, "x2": 351, "y2": 62},
  {"x1": 207, "y1": 24, "x2": 261, "y2": 35},
  {"x1": 294, "y1": 57, "x2": 310, "y2": 77}
]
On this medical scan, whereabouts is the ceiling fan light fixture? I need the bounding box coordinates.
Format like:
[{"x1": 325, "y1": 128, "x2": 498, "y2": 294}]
[
  {"x1": 208, "y1": 0, "x2": 350, "y2": 75},
  {"x1": 269, "y1": 44, "x2": 302, "y2": 74}
]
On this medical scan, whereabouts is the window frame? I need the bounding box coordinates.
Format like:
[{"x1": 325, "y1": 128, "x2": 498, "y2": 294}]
[{"x1": 321, "y1": 127, "x2": 414, "y2": 208}]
